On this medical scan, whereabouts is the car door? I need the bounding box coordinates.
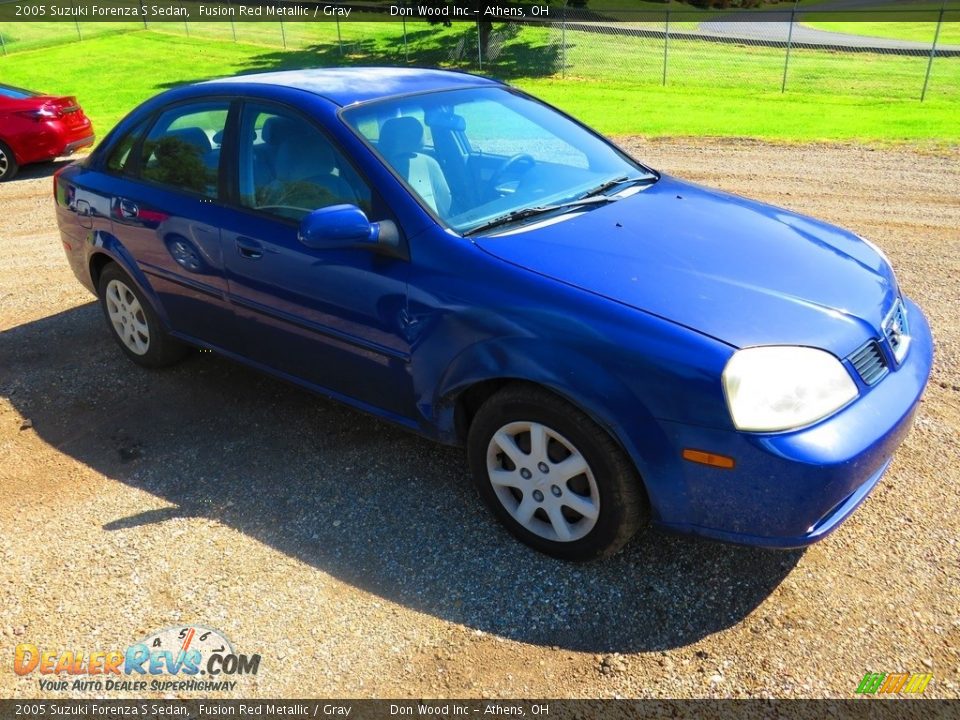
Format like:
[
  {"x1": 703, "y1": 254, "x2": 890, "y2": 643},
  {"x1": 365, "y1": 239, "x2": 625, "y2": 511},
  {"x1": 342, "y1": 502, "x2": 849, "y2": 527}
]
[
  {"x1": 219, "y1": 100, "x2": 415, "y2": 420},
  {"x1": 107, "y1": 99, "x2": 237, "y2": 351}
]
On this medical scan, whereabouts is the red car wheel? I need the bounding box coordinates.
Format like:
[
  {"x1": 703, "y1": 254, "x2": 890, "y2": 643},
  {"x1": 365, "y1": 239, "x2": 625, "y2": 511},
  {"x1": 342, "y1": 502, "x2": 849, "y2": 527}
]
[{"x1": 0, "y1": 140, "x2": 18, "y2": 181}]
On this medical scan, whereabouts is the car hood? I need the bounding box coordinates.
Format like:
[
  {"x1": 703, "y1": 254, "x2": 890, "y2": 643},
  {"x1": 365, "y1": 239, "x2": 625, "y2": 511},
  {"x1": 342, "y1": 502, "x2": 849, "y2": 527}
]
[{"x1": 474, "y1": 175, "x2": 897, "y2": 355}]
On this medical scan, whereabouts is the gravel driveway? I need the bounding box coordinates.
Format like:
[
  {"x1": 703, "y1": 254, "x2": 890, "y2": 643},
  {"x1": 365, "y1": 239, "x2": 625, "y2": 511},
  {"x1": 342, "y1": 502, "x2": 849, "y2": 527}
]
[{"x1": 1, "y1": 138, "x2": 958, "y2": 699}]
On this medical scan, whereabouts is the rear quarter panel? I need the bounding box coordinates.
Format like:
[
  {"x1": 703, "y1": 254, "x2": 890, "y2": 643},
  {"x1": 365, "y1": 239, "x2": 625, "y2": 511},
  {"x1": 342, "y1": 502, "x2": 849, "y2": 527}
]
[{"x1": 55, "y1": 163, "x2": 176, "y2": 331}]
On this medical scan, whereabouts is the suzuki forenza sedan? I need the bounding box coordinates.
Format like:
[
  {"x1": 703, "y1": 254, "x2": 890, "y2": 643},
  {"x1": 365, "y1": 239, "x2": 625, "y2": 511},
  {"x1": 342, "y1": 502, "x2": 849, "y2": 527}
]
[{"x1": 54, "y1": 69, "x2": 932, "y2": 560}]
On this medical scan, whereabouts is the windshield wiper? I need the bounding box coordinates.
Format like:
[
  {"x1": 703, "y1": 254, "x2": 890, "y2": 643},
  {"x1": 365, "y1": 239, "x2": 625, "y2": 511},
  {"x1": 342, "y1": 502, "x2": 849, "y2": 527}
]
[
  {"x1": 464, "y1": 195, "x2": 615, "y2": 236},
  {"x1": 578, "y1": 175, "x2": 655, "y2": 200}
]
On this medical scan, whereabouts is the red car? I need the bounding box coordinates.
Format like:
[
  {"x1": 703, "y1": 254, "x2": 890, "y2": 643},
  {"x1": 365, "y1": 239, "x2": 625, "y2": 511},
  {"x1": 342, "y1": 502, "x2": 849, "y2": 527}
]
[{"x1": 0, "y1": 83, "x2": 94, "y2": 181}]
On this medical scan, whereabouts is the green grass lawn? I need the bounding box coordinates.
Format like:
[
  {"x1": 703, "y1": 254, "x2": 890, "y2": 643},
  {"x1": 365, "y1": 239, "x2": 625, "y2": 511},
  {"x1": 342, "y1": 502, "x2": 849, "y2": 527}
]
[
  {"x1": 0, "y1": 20, "x2": 144, "y2": 52},
  {"x1": 519, "y1": 78, "x2": 957, "y2": 142},
  {"x1": 554, "y1": 26, "x2": 959, "y2": 101},
  {"x1": 0, "y1": 29, "x2": 956, "y2": 145}
]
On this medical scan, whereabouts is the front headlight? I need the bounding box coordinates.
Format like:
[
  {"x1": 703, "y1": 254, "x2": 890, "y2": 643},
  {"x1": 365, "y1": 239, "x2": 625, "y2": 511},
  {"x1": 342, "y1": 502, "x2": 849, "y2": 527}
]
[{"x1": 722, "y1": 346, "x2": 858, "y2": 432}]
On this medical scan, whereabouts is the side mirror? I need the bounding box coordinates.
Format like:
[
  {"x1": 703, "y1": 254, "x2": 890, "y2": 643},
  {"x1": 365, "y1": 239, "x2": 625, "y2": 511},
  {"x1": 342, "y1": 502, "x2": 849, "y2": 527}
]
[{"x1": 298, "y1": 204, "x2": 399, "y2": 252}]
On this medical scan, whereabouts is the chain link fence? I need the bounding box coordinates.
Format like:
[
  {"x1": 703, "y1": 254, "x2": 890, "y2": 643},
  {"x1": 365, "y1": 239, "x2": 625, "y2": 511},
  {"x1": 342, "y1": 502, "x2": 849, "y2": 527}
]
[
  {"x1": 1, "y1": 8, "x2": 957, "y2": 102},
  {"x1": 556, "y1": 7, "x2": 959, "y2": 102}
]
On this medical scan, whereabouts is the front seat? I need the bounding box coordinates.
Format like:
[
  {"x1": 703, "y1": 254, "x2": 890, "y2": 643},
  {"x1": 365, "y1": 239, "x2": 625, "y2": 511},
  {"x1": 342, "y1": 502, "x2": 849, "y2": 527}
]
[
  {"x1": 379, "y1": 117, "x2": 452, "y2": 217},
  {"x1": 263, "y1": 124, "x2": 359, "y2": 211}
]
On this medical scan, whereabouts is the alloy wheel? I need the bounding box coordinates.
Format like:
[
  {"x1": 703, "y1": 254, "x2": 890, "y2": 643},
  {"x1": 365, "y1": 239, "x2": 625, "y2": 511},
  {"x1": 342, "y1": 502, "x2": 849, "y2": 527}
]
[{"x1": 105, "y1": 279, "x2": 150, "y2": 355}]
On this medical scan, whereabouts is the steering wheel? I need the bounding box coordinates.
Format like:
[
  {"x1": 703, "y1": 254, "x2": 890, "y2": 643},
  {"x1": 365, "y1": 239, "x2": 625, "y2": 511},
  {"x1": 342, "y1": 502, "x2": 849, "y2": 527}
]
[{"x1": 486, "y1": 153, "x2": 536, "y2": 195}]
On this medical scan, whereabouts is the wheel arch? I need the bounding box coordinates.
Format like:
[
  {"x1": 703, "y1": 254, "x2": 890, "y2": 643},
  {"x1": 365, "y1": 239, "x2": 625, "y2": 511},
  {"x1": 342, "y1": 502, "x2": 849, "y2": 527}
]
[
  {"x1": 449, "y1": 375, "x2": 664, "y2": 470},
  {"x1": 88, "y1": 251, "x2": 114, "y2": 295},
  {"x1": 86, "y1": 241, "x2": 173, "y2": 331},
  {"x1": 432, "y1": 339, "x2": 674, "y2": 516}
]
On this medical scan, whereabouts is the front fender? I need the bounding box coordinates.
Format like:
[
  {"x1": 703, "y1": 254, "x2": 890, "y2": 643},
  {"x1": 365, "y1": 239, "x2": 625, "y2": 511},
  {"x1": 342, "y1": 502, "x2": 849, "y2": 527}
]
[{"x1": 431, "y1": 334, "x2": 676, "y2": 520}]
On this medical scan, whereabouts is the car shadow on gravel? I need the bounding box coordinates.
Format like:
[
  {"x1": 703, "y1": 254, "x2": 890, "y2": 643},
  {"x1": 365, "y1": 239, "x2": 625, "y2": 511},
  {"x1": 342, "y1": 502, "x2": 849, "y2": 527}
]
[
  {"x1": 2, "y1": 304, "x2": 802, "y2": 653},
  {"x1": 6, "y1": 159, "x2": 74, "y2": 183}
]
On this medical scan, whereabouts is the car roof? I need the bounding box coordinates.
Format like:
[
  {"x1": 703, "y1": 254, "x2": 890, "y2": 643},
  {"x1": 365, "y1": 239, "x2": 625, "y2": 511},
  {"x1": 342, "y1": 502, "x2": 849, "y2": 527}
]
[{"x1": 200, "y1": 67, "x2": 502, "y2": 107}]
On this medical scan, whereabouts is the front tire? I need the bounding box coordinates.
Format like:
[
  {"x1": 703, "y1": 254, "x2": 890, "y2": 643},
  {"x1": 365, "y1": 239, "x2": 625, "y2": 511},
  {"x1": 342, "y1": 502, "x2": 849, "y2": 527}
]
[
  {"x1": 0, "y1": 141, "x2": 19, "y2": 182},
  {"x1": 98, "y1": 263, "x2": 187, "y2": 368},
  {"x1": 467, "y1": 384, "x2": 649, "y2": 561}
]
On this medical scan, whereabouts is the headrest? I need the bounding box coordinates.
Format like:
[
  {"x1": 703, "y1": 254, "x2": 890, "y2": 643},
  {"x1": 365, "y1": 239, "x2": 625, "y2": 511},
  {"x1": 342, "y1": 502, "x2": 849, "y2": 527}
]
[
  {"x1": 379, "y1": 116, "x2": 424, "y2": 158},
  {"x1": 274, "y1": 133, "x2": 336, "y2": 181},
  {"x1": 262, "y1": 116, "x2": 297, "y2": 146}
]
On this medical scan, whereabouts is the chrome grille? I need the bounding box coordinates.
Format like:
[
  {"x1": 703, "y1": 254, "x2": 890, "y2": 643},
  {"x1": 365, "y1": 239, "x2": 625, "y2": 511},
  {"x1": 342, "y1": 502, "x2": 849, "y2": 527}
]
[
  {"x1": 848, "y1": 341, "x2": 888, "y2": 386},
  {"x1": 883, "y1": 299, "x2": 910, "y2": 364}
]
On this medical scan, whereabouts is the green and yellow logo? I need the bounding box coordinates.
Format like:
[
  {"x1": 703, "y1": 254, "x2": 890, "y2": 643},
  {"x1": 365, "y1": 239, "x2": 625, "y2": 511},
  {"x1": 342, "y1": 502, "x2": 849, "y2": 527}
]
[{"x1": 855, "y1": 672, "x2": 933, "y2": 695}]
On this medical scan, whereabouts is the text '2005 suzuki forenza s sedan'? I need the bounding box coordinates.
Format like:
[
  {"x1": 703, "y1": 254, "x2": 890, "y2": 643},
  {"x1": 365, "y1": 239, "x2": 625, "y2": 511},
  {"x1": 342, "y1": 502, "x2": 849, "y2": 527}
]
[{"x1": 54, "y1": 68, "x2": 932, "y2": 560}]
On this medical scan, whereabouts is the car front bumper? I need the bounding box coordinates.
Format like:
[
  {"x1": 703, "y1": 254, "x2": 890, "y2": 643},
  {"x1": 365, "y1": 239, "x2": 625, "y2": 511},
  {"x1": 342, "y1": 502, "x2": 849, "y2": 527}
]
[{"x1": 652, "y1": 296, "x2": 934, "y2": 549}]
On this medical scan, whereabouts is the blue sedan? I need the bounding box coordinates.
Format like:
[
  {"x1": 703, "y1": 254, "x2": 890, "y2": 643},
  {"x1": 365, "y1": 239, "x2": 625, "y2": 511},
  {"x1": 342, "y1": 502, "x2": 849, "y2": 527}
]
[{"x1": 54, "y1": 68, "x2": 933, "y2": 560}]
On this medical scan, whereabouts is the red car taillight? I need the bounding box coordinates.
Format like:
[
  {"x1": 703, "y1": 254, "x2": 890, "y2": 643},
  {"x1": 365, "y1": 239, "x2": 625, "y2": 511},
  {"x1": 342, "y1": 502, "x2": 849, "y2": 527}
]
[{"x1": 18, "y1": 104, "x2": 62, "y2": 121}]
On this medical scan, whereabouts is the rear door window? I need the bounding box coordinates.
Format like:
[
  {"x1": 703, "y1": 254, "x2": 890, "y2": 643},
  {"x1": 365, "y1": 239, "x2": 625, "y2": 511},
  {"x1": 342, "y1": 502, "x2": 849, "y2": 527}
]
[
  {"x1": 139, "y1": 102, "x2": 230, "y2": 198},
  {"x1": 105, "y1": 119, "x2": 149, "y2": 175}
]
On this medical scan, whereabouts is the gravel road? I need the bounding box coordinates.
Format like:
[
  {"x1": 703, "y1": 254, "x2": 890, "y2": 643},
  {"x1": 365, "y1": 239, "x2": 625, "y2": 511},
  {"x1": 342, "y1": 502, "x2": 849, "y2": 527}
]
[{"x1": 1, "y1": 138, "x2": 958, "y2": 699}]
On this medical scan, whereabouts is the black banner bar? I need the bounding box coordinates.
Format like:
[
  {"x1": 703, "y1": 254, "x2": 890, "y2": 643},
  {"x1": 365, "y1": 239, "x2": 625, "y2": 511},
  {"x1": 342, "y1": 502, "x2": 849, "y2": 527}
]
[{"x1": 0, "y1": 0, "x2": 956, "y2": 23}]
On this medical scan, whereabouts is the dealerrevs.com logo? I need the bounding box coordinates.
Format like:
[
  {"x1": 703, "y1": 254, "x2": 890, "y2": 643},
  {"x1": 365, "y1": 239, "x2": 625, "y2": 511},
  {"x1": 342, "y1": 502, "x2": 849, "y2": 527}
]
[{"x1": 14, "y1": 626, "x2": 260, "y2": 693}]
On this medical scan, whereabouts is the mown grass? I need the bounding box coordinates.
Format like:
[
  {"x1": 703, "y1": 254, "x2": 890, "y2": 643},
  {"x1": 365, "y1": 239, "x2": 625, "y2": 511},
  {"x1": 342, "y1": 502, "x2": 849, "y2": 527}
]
[
  {"x1": 556, "y1": 26, "x2": 958, "y2": 101},
  {"x1": 0, "y1": 28, "x2": 956, "y2": 145},
  {"x1": 519, "y1": 78, "x2": 958, "y2": 142},
  {"x1": 145, "y1": 17, "x2": 960, "y2": 104},
  {"x1": 0, "y1": 20, "x2": 144, "y2": 52}
]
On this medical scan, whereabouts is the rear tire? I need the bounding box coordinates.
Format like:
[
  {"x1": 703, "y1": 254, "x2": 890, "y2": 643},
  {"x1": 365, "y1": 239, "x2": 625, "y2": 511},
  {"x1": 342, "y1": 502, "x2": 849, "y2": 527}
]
[
  {"x1": 98, "y1": 263, "x2": 188, "y2": 368},
  {"x1": 0, "y1": 141, "x2": 19, "y2": 182},
  {"x1": 467, "y1": 384, "x2": 649, "y2": 561}
]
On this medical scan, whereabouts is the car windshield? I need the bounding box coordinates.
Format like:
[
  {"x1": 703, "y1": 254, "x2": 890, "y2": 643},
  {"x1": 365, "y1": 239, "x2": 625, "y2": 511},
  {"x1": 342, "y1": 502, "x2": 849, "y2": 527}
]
[{"x1": 342, "y1": 87, "x2": 656, "y2": 234}]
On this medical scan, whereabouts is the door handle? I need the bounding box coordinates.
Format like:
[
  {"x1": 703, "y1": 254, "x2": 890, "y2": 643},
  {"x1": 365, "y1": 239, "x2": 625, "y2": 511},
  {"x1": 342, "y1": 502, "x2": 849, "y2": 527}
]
[
  {"x1": 235, "y1": 237, "x2": 263, "y2": 260},
  {"x1": 118, "y1": 199, "x2": 139, "y2": 219}
]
